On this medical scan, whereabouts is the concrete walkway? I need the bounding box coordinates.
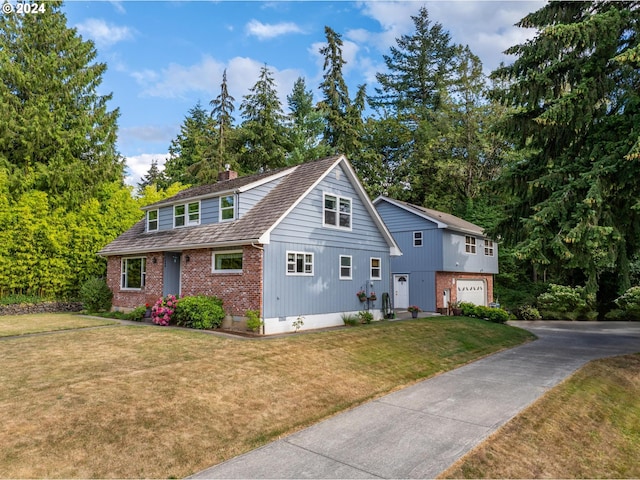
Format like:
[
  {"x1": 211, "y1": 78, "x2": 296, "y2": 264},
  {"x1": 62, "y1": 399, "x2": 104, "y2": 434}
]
[{"x1": 190, "y1": 321, "x2": 640, "y2": 479}]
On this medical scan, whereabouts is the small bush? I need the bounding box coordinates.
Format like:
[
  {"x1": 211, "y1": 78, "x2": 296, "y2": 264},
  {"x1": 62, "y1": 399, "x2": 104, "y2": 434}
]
[
  {"x1": 0, "y1": 293, "x2": 48, "y2": 305},
  {"x1": 245, "y1": 309, "x2": 262, "y2": 332},
  {"x1": 151, "y1": 295, "x2": 178, "y2": 326},
  {"x1": 79, "y1": 278, "x2": 113, "y2": 313},
  {"x1": 127, "y1": 305, "x2": 147, "y2": 322},
  {"x1": 460, "y1": 302, "x2": 478, "y2": 317},
  {"x1": 174, "y1": 295, "x2": 224, "y2": 329},
  {"x1": 614, "y1": 286, "x2": 640, "y2": 320},
  {"x1": 358, "y1": 311, "x2": 374, "y2": 324},
  {"x1": 342, "y1": 313, "x2": 359, "y2": 326},
  {"x1": 458, "y1": 302, "x2": 509, "y2": 324},
  {"x1": 515, "y1": 304, "x2": 542, "y2": 321},
  {"x1": 537, "y1": 284, "x2": 597, "y2": 321}
]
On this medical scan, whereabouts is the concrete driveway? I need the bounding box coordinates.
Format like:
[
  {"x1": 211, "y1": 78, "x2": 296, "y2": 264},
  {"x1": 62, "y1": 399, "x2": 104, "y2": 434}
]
[{"x1": 189, "y1": 321, "x2": 640, "y2": 479}]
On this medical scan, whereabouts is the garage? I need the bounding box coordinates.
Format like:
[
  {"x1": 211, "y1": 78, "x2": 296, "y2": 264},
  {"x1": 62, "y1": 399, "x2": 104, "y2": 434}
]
[{"x1": 457, "y1": 279, "x2": 486, "y2": 306}]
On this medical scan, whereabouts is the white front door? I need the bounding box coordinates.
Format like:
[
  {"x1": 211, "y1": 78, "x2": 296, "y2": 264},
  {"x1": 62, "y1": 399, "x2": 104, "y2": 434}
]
[{"x1": 393, "y1": 274, "x2": 409, "y2": 309}]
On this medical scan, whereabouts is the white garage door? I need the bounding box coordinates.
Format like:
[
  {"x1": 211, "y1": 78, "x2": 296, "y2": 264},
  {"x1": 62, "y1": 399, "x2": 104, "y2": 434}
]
[{"x1": 457, "y1": 279, "x2": 486, "y2": 306}]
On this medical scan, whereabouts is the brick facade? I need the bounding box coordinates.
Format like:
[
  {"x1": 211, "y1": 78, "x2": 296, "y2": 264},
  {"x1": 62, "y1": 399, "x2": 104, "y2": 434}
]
[
  {"x1": 107, "y1": 245, "x2": 263, "y2": 315},
  {"x1": 435, "y1": 271, "x2": 494, "y2": 309}
]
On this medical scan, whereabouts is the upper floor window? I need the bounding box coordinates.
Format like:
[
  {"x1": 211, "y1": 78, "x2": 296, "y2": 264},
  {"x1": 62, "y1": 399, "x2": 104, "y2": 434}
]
[
  {"x1": 323, "y1": 193, "x2": 351, "y2": 229},
  {"x1": 370, "y1": 257, "x2": 381, "y2": 280},
  {"x1": 121, "y1": 257, "x2": 146, "y2": 290},
  {"x1": 340, "y1": 255, "x2": 352, "y2": 280},
  {"x1": 174, "y1": 202, "x2": 200, "y2": 228},
  {"x1": 484, "y1": 240, "x2": 494, "y2": 256},
  {"x1": 465, "y1": 236, "x2": 477, "y2": 254},
  {"x1": 287, "y1": 251, "x2": 314, "y2": 276},
  {"x1": 220, "y1": 195, "x2": 236, "y2": 221},
  {"x1": 147, "y1": 210, "x2": 158, "y2": 232},
  {"x1": 413, "y1": 231, "x2": 423, "y2": 247},
  {"x1": 212, "y1": 250, "x2": 243, "y2": 273}
]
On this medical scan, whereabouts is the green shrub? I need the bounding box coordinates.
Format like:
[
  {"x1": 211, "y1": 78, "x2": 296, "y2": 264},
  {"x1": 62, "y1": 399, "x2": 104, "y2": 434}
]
[
  {"x1": 604, "y1": 308, "x2": 628, "y2": 321},
  {"x1": 126, "y1": 305, "x2": 147, "y2": 322},
  {"x1": 614, "y1": 286, "x2": 640, "y2": 320},
  {"x1": 459, "y1": 302, "x2": 478, "y2": 317},
  {"x1": 79, "y1": 277, "x2": 113, "y2": 313},
  {"x1": 358, "y1": 311, "x2": 374, "y2": 324},
  {"x1": 0, "y1": 293, "x2": 49, "y2": 305},
  {"x1": 515, "y1": 304, "x2": 542, "y2": 321},
  {"x1": 245, "y1": 309, "x2": 262, "y2": 332},
  {"x1": 342, "y1": 313, "x2": 359, "y2": 326},
  {"x1": 485, "y1": 307, "x2": 509, "y2": 324},
  {"x1": 537, "y1": 284, "x2": 597, "y2": 321},
  {"x1": 174, "y1": 295, "x2": 224, "y2": 329},
  {"x1": 458, "y1": 302, "x2": 509, "y2": 324}
]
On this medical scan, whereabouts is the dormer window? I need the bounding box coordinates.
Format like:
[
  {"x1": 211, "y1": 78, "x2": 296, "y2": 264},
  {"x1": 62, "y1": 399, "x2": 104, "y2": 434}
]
[
  {"x1": 147, "y1": 210, "x2": 158, "y2": 232},
  {"x1": 220, "y1": 195, "x2": 236, "y2": 221},
  {"x1": 174, "y1": 201, "x2": 200, "y2": 228}
]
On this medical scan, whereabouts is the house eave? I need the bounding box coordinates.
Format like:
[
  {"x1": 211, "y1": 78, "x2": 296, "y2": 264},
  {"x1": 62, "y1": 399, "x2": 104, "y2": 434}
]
[{"x1": 98, "y1": 239, "x2": 261, "y2": 257}]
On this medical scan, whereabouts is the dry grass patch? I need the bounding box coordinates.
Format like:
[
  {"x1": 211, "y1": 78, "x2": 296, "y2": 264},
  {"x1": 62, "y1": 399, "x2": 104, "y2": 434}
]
[
  {"x1": 441, "y1": 353, "x2": 640, "y2": 479},
  {"x1": 0, "y1": 313, "x2": 116, "y2": 337},
  {"x1": 0, "y1": 317, "x2": 533, "y2": 478}
]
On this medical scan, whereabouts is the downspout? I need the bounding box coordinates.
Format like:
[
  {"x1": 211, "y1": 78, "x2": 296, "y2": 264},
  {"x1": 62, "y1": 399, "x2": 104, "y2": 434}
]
[{"x1": 251, "y1": 242, "x2": 265, "y2": 335}]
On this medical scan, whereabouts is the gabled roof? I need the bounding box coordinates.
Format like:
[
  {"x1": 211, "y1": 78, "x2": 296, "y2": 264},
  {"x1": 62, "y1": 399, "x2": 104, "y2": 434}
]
[
  {"x1": 373, "y1": 196, "x2": 486, "y2": 237},
  {"x1": 99, "y1": 156, "x2": 401, "y2": 256}
]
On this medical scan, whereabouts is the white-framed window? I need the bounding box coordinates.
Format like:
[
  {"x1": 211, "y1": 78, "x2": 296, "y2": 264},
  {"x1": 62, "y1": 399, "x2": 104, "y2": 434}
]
[
  {"x1": 287, "y1": 251, "x2": 314, "y2": 276},
  {"x1": 484, "y1": 239, "x2": 494, "y2": 256},
  {"x1": 174, "y1": 202, "x2": 200, "y2": 228},
  {"x1": 340, "y1": 255, "x2": 352, "y2": 280},
  {"x1": 323, "y1": 193, "x2": 351, "y2": 229},
  {"x1": 212, "y1": 250, "x2": 243, "y2": 273},
  {"x1": 220, "y1": 195, "x2": 236, "y2": 221},
  {"x1": 413, "y1": 231, "x2": 423, "y2": 247},
  {"x1": 121, "y1": 257, "x2": 146, "y2": 290},
  {"x1": 465, "y1": 236, "x2": 477, "y2": 254},
  {"x1": 147, "y1": 210, "x2": 158, "y2": 232},
  {"x1": 370, "y1": 257, "x2": 381, "y2": 280}
]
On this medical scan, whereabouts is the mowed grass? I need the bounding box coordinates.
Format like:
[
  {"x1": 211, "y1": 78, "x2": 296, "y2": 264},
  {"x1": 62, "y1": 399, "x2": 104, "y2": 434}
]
[
  {"x1": 0, "y1": 313, "x2": 116, "y2": 337},
  {"x1": 0, "y1": 316, "x2": 533, "y2": 478},
  {"x1": 441, "y1": 353, "x2": 640, "y2": 479}
]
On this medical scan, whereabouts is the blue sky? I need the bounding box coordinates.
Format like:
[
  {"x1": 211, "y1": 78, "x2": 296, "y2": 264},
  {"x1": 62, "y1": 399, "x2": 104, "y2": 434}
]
[{"x1": 61, "y1": 0, "x2": 545, "y2": 186}]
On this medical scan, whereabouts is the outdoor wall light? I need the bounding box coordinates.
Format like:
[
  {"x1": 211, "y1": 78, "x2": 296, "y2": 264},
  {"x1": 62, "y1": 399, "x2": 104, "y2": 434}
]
[
  {"x1": 185, "y1": 255, "x2": 190, "y2": 262},
  {"x1": 152, "y1": 257, "x2": 157, "y2": 264}
]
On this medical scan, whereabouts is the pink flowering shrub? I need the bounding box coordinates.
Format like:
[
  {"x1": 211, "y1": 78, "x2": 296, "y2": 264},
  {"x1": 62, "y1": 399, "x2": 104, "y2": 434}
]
[{"x1": 151, "y1": 294, "x2": 178, "y2": 326}]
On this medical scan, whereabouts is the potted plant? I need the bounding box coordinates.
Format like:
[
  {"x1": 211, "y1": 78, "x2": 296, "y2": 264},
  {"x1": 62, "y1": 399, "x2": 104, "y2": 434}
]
[
  {"x1": 407, "y1": 305, "x2": 421, "y2": 318},
  {"x1": 368, "y1": 291, "x2": 377, "y2": 301},
  {"x1": 449, "y1": 301, "x2": 462, "y2": 316},
  {"x1": 356, "y1": 290, "x2": 367, "y2": 302}
]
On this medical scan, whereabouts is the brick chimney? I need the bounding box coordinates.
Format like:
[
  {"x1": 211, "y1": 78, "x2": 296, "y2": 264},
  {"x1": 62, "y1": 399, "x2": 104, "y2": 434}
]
[{"x1": 218, "y1": 167, "x2": 238, "y2": 182}]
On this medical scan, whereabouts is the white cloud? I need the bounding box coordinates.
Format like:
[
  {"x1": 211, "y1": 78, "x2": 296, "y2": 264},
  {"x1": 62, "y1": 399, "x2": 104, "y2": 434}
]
[
  {"x1": 125, "y1": 153, "x2": 169, "y2": 187},
  {"x1": 245, "y1": 19, "x2": 304, "y2": 40},
  {"x1": 74, "y1": 18, "x2": 134, "y2": 48},
  {"x1": 109, "y1": 1, "x2": 126, "y2": 14},
  {"x1": 131, "y1": 55, "x2": 302, "y2": 110}
]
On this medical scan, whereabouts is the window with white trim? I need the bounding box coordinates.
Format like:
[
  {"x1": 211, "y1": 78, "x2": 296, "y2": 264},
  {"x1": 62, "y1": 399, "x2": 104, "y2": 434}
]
[
  {"x1": 174, "y1": 202, "x2": 200, "y2": 228},
  {"x1": 147, "y1": 210, "x2": 158, "y2": 232},
  {"x1": 340, "y1": 255, "x2": 352, "y2": 279},
  {"x1": 287, "y1": 251, "x2": 314, "y2": 275},
  {"x1": 413, "y1": 231, "x2": 423, "y2": 247},
  {"x1": 465, "y1": 236, "x2": 477, "y2": 254},
  {"x1": 370, "y1": 257, "x2": 381, "y2": 280},
  {"x1": 484, "y1": 240, "x2": 494, "y2": 256},
  {"x1": 212, "y1": 250, "x2": 243, "y2": 273},
  {"x1": 220, "y1": 195, "x2": 236, "y2": 221},
  {"x1": 323, "y1": 193, "x2": 351, "y2": 229},
  {"x1": 121, "y1": 257, "x2": 146, "y2": 290}
]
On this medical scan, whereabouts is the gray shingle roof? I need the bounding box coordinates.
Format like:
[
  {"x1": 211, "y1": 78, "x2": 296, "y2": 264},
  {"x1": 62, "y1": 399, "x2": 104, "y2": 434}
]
[
  {"x1": 99, "y1": 156, "x2": 343, "y2": 256},
  {"x1": 377, "y1": 197, "x2": 485, "y2": 236}
]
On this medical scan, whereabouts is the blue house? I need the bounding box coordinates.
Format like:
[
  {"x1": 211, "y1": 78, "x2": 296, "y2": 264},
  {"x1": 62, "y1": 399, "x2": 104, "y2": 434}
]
[
  {"x1": 99, "y1": 156, "x2": 401, "y2": 334},
  {"x1": 373, "y1": 196, "x2": 498, "y2": 313}
]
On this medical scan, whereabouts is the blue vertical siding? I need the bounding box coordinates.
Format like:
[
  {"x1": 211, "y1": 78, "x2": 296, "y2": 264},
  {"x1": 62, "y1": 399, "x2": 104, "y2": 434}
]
[{"x1": 264, "y1": 164, "x2": 392, "y2": 317}]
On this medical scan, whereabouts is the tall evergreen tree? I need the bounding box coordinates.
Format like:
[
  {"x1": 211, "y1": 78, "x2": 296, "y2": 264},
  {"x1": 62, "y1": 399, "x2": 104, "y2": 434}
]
[
  {"x1": 162, "y1": 101, "x2": 216, "y2": 186},
  {"x1": 491, "y1": 1, "x2": 640, "y2": 303},
  {"x1": 137, "y1": 159, "x2": 165, "y2": 194},
  {"x1": 209, "y1": 69, "x2": 238, "y2": 177},
  {"x1": 239, "y1": 64, "x2": 289, "y2": 172},
  {"x1": 0, "y1": 0, "x2": 123, "y2": 207},
  {"x1": 286, "y1": 77, "x2": 330, "y2": 163}
]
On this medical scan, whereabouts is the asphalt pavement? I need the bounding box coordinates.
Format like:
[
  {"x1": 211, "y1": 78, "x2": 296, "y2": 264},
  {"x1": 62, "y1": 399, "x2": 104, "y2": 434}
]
[{"x1": 189, "y1": 321, "x2": 640, "y2": 479}]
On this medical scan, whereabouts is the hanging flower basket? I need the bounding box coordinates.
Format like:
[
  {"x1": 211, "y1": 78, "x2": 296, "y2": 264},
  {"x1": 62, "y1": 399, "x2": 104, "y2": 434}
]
[
  {"x1": 368, "y1": 292, "x2": 377, "y2": 301},
  {"x1": 357, "y1": 290, "x2": 367, "y2": 302}
]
